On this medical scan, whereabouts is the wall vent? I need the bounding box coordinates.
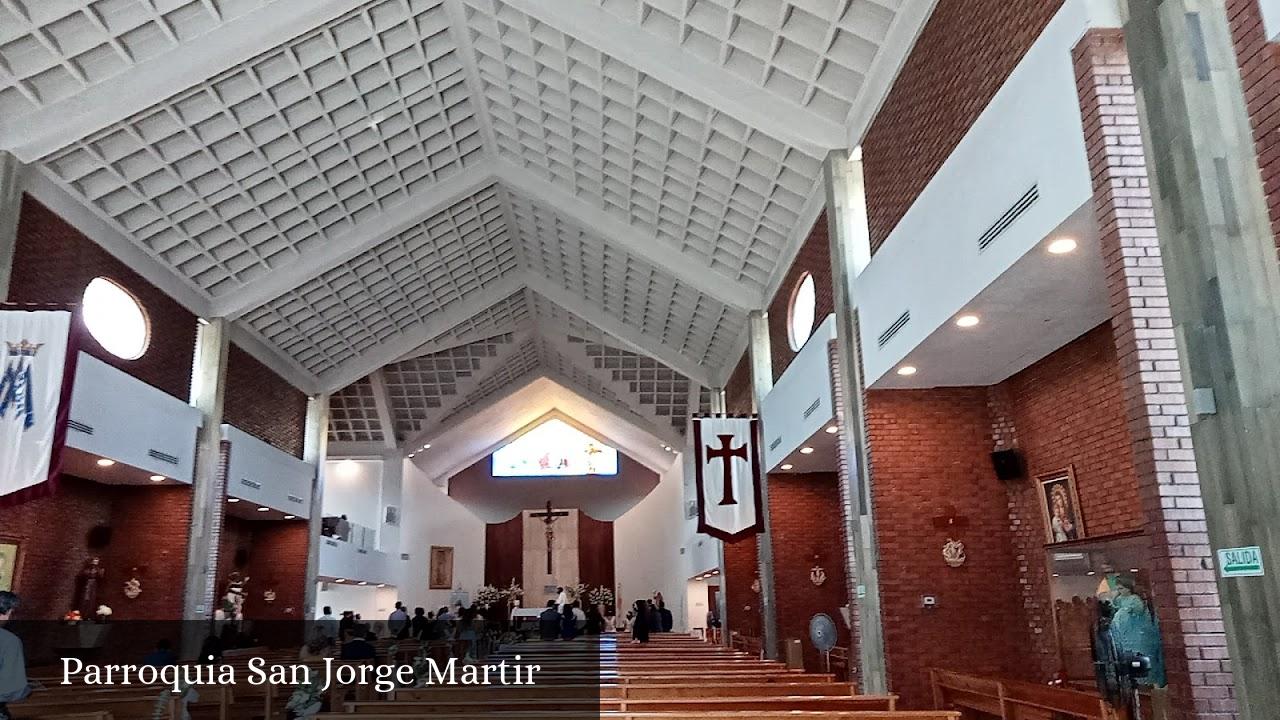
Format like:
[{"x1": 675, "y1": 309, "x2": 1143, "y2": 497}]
[
  {"x1": 68, "y1": 419, "x2": 93, "y2": 434},
  {"x1": 978, "y1": 184, "x2": 1040, "y2": 251},
  {"x1": 148, "y1": 449, "x2": 179, "y2": 465},
  {"x1": 877, "y1": 310, "x2": 911, "y2": 348}
]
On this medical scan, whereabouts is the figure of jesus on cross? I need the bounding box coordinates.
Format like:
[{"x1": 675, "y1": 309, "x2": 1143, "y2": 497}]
[{"x1": 530, "y1": 500, "x2": 569, "y2": 575}]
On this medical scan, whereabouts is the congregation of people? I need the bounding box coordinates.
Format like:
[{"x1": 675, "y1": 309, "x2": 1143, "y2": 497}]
[{"x1": 535, "y1": 588, "x2": 673, "y2": 645}]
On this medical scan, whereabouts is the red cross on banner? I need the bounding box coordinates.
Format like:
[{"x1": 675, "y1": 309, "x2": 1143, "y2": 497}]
[{"x1": 693, "y1": 415, "x2": 764, "y2": 542}]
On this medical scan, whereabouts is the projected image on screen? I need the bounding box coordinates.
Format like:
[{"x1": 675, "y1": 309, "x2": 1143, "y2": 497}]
[{"x1": 492, "y1": 419, "x2": 619, "y2": 477}]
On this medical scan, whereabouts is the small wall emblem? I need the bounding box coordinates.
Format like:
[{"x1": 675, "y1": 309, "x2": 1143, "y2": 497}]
[{"x1": 942, "y1": 538, "x2": 967, "y2": 568}]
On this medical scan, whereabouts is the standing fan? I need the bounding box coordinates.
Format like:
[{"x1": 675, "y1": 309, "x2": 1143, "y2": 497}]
[
  {"x1": 1092, "y1": 601, "x2": 1151, "y2": 718},
  {"x1": 809, "y1": 613, "x2": 838, "y2": 673}
]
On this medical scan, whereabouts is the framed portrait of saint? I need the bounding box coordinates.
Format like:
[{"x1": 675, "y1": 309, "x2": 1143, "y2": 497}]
[
  {"x1": 429, "y1": 546, "x2": 454, "y2": 589},
  {"x1": 0, "y1": 537, "x2": 22, "y2": 593},
  {"x1": 1038, "y1": 467, "x2": 1085, "y2": 544}
]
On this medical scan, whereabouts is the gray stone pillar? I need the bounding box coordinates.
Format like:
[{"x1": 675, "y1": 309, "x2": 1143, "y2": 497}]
[
  {"x1": 708, "y1": 387, "x2": 730, "y2": 644},
  {"x1": 0, "y1": 151, "x2": 23, "y2": 299},
  {"x1": 823, "y1": 149, "x2": 888, "y2": 694},
  {"x1": 1124, "y1": 2, "x2": 1280, "y2": 717},
  {"x1": 302, "y1": 394, "x2": 330, "y2": 619},
  {"x1": 747, "y1": 311, "x2": 779, "y2": 660},
  {"x1": 182, "y1": 318, "x2": 229, "y2": 657}
]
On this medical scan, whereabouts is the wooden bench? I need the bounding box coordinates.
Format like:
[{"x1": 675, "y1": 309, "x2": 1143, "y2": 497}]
[
  {"x1": 339, "y1": 694, "x2": 898, "y2": 714},
  {"x1": 314, "y1": 712, "x2": 958, "y2": 720},
  {"x1": 931, "y1": 669, "x2": 1122, "y2": 720}
]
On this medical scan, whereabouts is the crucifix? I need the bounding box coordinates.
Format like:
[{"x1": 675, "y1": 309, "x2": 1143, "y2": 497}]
[
  {"x1": 530, "y1": 501, "x2": 569, "y2": 575},
  {"x1": 705, "y1": 434, "x2": 747, "y2": 505}
]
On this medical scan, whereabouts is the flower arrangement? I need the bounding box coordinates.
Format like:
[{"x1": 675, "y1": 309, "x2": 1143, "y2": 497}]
[
  {"x1": 474, "y1": 584, "x2": 502, "y2": 609},
  {"x1": 500, "y1": 579, "x2": 523, "y2": 601},
  {"x1": 588, "y1": 585, "x2": 614, "y2": 608},
  {"x1": 572, "y1": 583, "x2": 588, "y2": 602},
  {"x1": 62, "y1": 610, "x2": 82, "y2": 623},
  {"x1": 96, "y1": 605, "x2": 112, "y2": 621}
]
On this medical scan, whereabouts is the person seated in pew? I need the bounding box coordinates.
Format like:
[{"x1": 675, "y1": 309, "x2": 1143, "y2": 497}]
[
  {"x1": 410, "y1": 607, "x2": 430, "y2": 640},
  {"x1": 538, "y1": 601, "x2": 560, "y2": 640},
  {"x1": 142, "y1": 638, "x2": 177, "y2": 667},
  {"x1": 0, "y1": 591, "x2": 31, "y2": 720},
  {"x1": 300, "y1": 627, "x2": 332, "y2": 660},
  {"x1": 340, "y1": 631, "x2": 378, "y2": 661}
]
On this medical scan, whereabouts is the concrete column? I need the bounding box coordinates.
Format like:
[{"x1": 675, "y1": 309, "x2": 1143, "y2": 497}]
[
  {"x1": 0, "y1": 151, "x2": 23, "y2": 299},
  {"x1": 707, "y1": 387, "x2": 730, "y2": 644},
  {"x1": 182, "y1": 318, "x2": 229, "y2": 656},
  {"x1": 823, "y1": 149, "x2": 888, "y2": 695},
  {"x1": 747, "y1": 311, "x2": 779, "y2": 659},
  {"x1": 1124, "y1": 2, "x2": 1280, "y2": 717},
  {"x1": 302, "y1": 394, "x2": 330, "y2": 619}
]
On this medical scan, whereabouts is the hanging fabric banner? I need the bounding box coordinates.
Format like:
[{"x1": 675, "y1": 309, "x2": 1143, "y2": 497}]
[
  {"x1": 693, "y1": 415, "x2": 764, "y2": 542},
  {"x1": 0, "y1": 309, "x2": 78, "y2": 507}
]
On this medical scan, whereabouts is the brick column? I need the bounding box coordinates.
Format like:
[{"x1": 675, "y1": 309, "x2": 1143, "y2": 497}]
[{"x1": 1073, "y1": 29, "x2": 1237, "y2": 720}]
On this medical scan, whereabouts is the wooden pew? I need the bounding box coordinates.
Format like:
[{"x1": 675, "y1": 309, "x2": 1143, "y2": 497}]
[
  {"x1": 931, "y1": 669, "x2": 1122, "y2": 720},
  {"x1": 314, "y1": 712, "x2": 959, "y2": 720},
  {"x1": 339, "y1": 694, "x2": 898, "y2": 714}
]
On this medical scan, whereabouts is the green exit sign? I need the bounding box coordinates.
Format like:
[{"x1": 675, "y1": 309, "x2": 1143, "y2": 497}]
[{"x1": 1218, "y1": 546, "x2": 1265, "y2": 578}]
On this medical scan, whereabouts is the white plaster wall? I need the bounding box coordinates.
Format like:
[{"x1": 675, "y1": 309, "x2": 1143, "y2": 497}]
[
  {"x1": 685, "y1": 578, "x2": 713, "y2": 632},
  {"x1": 315, "y1": 583, "x2": 399, "y2": 621},
  {"x1": 614, "y1": 456, "x2": 688, "y2": 631},
  {"x1": 323, "y1": 459, "x2": 382, "y2": 530},
  {"x1": 398, "y1": 460, "x2": 487, "y2": 613}
]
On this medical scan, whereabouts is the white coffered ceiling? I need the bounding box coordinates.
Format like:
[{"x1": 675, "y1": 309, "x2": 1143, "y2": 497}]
[{"x1": 2, "y1": 0, "x2": 933, "y2": 451}]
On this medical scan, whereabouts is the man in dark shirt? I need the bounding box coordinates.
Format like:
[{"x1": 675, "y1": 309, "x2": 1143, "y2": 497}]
[
  {"x1": 538, "y1": 601, "x2": 560, "y2": 641},
  {"x1": 0, "y1": 591, "x2": 32, "y2": 720},
  {"x1": 410, "y1": 607, "x2": 430, "y2": 640},
  {"x1": 339, "y1": 631, "x2": 378, "y2": 661}
]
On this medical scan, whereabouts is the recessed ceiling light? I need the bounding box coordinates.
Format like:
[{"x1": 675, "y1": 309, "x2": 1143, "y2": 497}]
[
  {"x1": 1129, "y1": 568, "x2": 1140, "y2": 573},
  {"x1": 780, "y1": 463, "x2": 794, "y2": 470},
  {"x1": 799, "y1": 447, "x2": 814, "y2": 455},
  {"x1": 896, "y1": 365, "x2": 918, "y2": 376},
  {"x1": 955, "y1": 314, "x2": 980, "y2": 328},
  {"x1": 1052, "y1": 573, "x2": 1060, "y2": 578},
  {"x1": 358, "y1": 581, "x2": 368, "y2": 586},
  {"x1": 1086, "y1": 571, "x2": 1097, "y2": 576},
  {"x1": 227, "y1": 498, "x2": 240, "y2": 503},
  {"x1": 96, "y1": 458, "x2": 115, "y2": 467},
  {"x1": 825, "y1": 425, "x2": 838, "y2": 434},
  {"x1": 284, "y1": 515, "x2": 296, "y2": 520},
  {"x1": 256, "y1": 506, "x2": 269, "y2": 512},
  {"x1": 376, "y1": 584, "x2": 386, "y2": 588},
  {"x1": 408, "y1": 453, "x2": 415, "y2": 458},
  {"x1": 424, "y1": 444, "x2": 430, "y2": 449},
  {"x1": 336, "y1": 578, "x2": 346, "y2": 583},
  {"x1": 1047, "y1": 237, "x2": 1078, "y2": 254},
  {"x1": 149, "y1": 475, "x2": 165, "y2": 482}
]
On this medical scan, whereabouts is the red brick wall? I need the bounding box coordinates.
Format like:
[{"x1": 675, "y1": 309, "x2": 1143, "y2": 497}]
[
  {"x1": 218, "y1": 515, "x2": 310, "y2": 621},
  {"x1": 767, "y1": 472, "x2": 849, "y2": 671},
  {"x1": 0, "y1": 476, "x2": 189, "y2": 620},
  {"x1": 865, "y1": 387, "x2": 1031, "y2": 708},
  {"x1": 861, "y1": 0, "x2": 1063, "y2": 251},
  {"x1": 9, "y1": 196, "x2": 197, "y2": 399},
  {"x1": 765, "y1": 212, "x2": 835, "y2": 382},
  {"x1": 999, "y1": 324, "x2": 1143, "y2": 538},
  {"x1": 224, "y1": 343, "x2": 309, "y2": 458},
  {"x1": 722, "y1": 534, "x2": 760, "y2": 640},
  {"x1": 1228, "y1": 0, "x2": 1280, "y2": 258}
]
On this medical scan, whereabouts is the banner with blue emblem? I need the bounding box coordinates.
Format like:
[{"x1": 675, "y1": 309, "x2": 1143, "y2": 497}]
[{"x1": 0, "y1": 309, "x2": 78, "y2": 506}]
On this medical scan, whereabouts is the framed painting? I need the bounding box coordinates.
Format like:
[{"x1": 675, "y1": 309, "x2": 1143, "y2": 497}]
[
  {"x1": 429, "y1": 546, "x2": 454, "y2": 589},
  {"x1": 0, "y1": 536, "x2": 22, "y2": 593},
  {"x1": 1038, "y1": 467, "x2": 1085, "y2": 544}
]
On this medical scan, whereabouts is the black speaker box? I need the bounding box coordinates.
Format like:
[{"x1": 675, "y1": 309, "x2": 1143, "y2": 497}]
[{"x1": 991, "y1": 449, "x2": 1025, "y2": 482}]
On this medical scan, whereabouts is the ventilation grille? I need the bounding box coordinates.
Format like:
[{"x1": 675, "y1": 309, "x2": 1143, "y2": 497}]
[
  {"x1": 877, "y1": 310, "x2": 910, "y2": 348},
  {"x1": 68, "y1": 419, "x2": 93, "y2": 434},
  {"x1": 148, "y1": 449, "x2": 179, "y2": 465},
  {"x1": 978, "y1": 185, "x2": 1040, "y2": 251}
]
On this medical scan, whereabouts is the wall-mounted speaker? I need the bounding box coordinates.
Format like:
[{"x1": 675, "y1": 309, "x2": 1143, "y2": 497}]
[{"x1": 991, "y1": 449, "x2": 1025, "y2": 482}]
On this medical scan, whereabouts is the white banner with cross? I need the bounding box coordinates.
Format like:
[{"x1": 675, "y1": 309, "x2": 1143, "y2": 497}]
[
  {"x1": 0, "y1": 308, "x2": 78, "y2": 506},
  {"x1": 692, "y1": 415, "x2": 764, "y2": 542}
]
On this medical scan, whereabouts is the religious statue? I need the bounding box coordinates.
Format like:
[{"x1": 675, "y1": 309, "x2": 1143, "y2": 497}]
[
  {"x1": 1098, "y1": 574, "x2": 1166, "y2": 686},
  {"x1": 74, "y1": 557, "x2": 104, "y2": 618},
  {"x1": 216, "y1": 571, "x2": 250, "y2": 621}
]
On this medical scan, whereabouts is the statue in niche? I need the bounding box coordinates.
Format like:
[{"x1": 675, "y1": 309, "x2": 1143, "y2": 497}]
[
  {"x1": 216, "y1": 571, "x2": 250, "y2": 621},
  {"x1": 1098, "y1": 573, "x2": 1167, "y2": 687},
  {"x1": 74, "y1": 558, "x2": 104, "y2": 617}
]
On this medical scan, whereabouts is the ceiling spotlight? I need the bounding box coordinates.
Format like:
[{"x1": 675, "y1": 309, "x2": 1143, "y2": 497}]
[
  {"x1": 896, "y1": 365, "x2": 918, "y2": 377},
  {"x1": 1047, "y1": 237, "x2": 1078, "y2": 255},
  {"x1": 408, "y1": 453, "x2": 415, "y2": 458},
  {"x1": 825, "y1": 425, "x2": 838, "y2": 434},
  {"x1": 149, "y1": 474, "x2": 165, "y2": 482},
  {"x1": 424, "y1": 444, "x2": 430, "y2": 449},
  {"x1": 955, "y1": 314, "x2": 980, "y2": 328},
  {"x1": 284, "y1": 515, "x2": 296, "y2": 520},
  {"x1": 1052, "y1": 573, "x2": 1060, "y2": 578},
  {"x1": 376, "y1": 584, "x2": 386, "y2": 588},
  {"x1": 96, "y1": 458, "x2": 115, "y2": 467},
  {"x1": 336, "y1": 578, "x2": 346, "y2": 583},
  {"x1": 227, "y1": 498, "x2": 240, "y2": 503},
  {"x1": 1129, "y1": 568, "x2": 1141, "y2": 573},
  {"x1": 256, "y1": 506, "x2": 269, "y2": 512},
  {"x1": 358, "y1": 581, "x2": 368, "y2": 586},
  {"x1": 799, "y1": 447, "x2": 814, "y2": 455},
  {"x1": 1086, "y1": 571, "x2": 1097, "y2": 576},
  {"x1": 780, "y1": 463, "x2": 794, "y2": 470}
]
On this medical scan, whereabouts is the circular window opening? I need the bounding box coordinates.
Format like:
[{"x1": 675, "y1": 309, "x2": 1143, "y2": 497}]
[
  {"x1": 82, "y1": 277, "x2": 150, "y2": 360},
  {"x1": 787, "y1": 272, "x2": 817, "y2": 351}
]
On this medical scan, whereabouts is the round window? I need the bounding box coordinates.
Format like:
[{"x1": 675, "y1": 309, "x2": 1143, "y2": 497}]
[
  {"x1": 82, "y1": 277, "x2": 150, "y2": 360},
  {"x1": 787, "y1": 272, "x2": 817, "y2": 351}
]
